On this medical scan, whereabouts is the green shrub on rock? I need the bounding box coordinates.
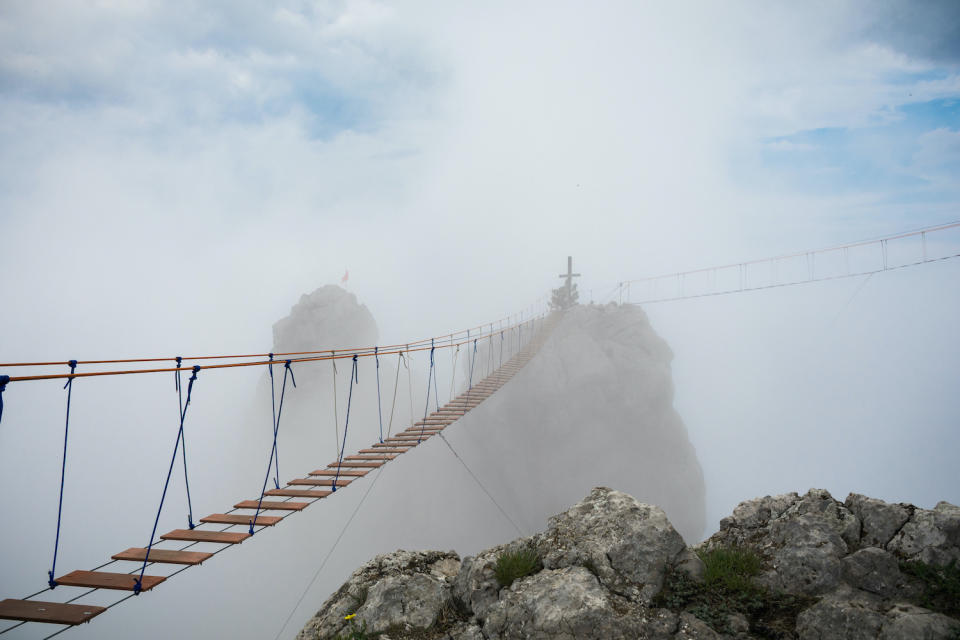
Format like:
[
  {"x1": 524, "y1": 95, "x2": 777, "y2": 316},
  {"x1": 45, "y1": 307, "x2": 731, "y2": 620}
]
[
  {"x1": 494, "y1": 547, "x2": 541, "y2": 588},
  {"x1": 654, "y1": 546, "x2": 815, "y2": 639}
]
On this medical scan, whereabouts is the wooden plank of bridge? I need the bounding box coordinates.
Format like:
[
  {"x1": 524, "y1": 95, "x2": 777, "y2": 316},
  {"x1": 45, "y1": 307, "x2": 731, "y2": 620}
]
[
  {"x1": 310, "y1": 469, "x2": 369, "y2": 476},
  {"x1": 111, "y1": 548, "x2": 213, "y2": 565},
  {"x1": 289, "y1": 478, "x2": 349, "y2": 486},
  {"x1": 55, "y1": 570, "x2": 165, "y2": 592},
  {"x1": 161, "y1": 529, "x2": 250, "y2": 544},
  {"x1": 327, "y1": 461, "x2": 383, "y2": 468},
  {"x1": 265, "y1": 488, "x2": 332, "y2": 498},
  {"x1": 359, "y1": 448, "x2": 407, "y2": 454},
  {"x1": 344, "y1": 454, "x2": 396, "y2": 461},
  {"x1": 234, "y1": 500, "x2": 310, "y2": 511},
  {"x1": 200, "y1": 514, "x2": 282, "y2": 526},
  {"x1": 372, "y1": 442, "x2": 415, "y2": 449},
  {"x1": 0, "y1": 599, "x2": 106, "y2": 625}
]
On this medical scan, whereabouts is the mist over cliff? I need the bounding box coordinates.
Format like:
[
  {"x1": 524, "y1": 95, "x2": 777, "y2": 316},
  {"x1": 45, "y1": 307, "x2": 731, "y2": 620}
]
[{"x1": 264, "y1": 290, "x2": 705, "y2": 544}]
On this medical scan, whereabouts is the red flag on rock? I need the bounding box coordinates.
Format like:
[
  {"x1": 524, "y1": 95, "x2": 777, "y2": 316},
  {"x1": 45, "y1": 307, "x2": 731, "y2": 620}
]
[{"x1": 341, "y1": 269, "x2": 349, "y2": 283}]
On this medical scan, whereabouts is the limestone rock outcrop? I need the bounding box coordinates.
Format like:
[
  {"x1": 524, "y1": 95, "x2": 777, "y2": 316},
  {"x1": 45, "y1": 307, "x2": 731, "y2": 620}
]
[{"x1": 297, "y1": 487, "x2": 960, "y2": 640}]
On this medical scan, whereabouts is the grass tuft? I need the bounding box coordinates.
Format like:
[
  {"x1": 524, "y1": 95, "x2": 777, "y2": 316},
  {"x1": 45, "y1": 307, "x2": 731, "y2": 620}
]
[
  {"x1": 653, "y1": 545, "x2": 815, "y2": 639},
  {"x1": 700, "y1": 547, "x2": 764, "y2": 591},
  {"x1": 334, "y1": 619, "x2": 378, "y2": 640},
  {"x1": 900, "y1": 559, "x2": 960, "y2": 620},
  {"x1": 494, "y1": 547, "x2": 541, "y2": 588}
]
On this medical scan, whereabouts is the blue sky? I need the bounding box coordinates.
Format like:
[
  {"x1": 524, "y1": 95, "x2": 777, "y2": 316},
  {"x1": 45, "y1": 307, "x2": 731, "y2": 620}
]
[{"x1": 755, "y1": 96, "x2": 959, "y2": 197}]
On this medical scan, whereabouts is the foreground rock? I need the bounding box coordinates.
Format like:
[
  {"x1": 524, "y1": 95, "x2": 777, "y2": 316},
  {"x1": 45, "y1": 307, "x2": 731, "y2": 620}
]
[{"x1": 297, "y1": 487, "x2": 960, "y2": 640}]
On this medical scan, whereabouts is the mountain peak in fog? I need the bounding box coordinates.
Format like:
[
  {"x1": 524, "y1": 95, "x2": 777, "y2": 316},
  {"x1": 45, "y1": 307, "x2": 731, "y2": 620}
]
[{"x1": 273, "y1": 285, "x2": 379, "y2": 356}]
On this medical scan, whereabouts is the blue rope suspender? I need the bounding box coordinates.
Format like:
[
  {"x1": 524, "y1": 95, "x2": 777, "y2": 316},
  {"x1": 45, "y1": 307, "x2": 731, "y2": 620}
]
[
  {"x1": 432, "y1": 342, "x2": 440, "y2": 414},
  {"x1": 331, "y1": 355, "x2": 358, "y2": 491},
  {"x1": 267, "y1": 353, "x2": 282, "y2": 490},
  {"x1": 468, "y1": 338, "x2": 477, "y2": 391},
  {"x1": 375, "y1": 347, "x2": 383, "y2": 443},
  {"x1": 418, "y1": 340, "x2": 435, "y2": 444},
  {"x1": 500, "y1": 330, "x2": 504, "y2": 368},
  {"x1": 252, "y1": 360, "x2": 296, "y2": 533},
  {"x1": 174, "y1": 357, "x2": 195, "y2": 530},
  {"x1": 0, "y1": 374, "x2": 9, "y2": 426},
  {"x1": 136, "y1": 365, "x2": 200, "y2": 594},
  {"x1": 48, "y1": 360, "x2": 77, "y2": 588}
]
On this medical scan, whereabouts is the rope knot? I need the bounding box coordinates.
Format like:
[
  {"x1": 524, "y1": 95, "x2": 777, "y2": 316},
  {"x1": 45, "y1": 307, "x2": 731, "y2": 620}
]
[
  {"x1": 285, "y1": 360, "x2": 297, "y2": 387},
  {"x1": 63, "y1": 360, "x2": 77, "y2": 389}
]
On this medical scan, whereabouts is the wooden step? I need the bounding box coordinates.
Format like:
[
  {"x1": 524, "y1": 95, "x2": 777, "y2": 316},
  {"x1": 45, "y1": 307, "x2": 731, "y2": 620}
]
[
  {"x1": 265, "y1": 488, "x2": 332, "y2": 498},
  {"x1": 0, "y1": 598, "x2": 106, "y2": 625},
  {"x1": 161, "y1": 529, "x2": 250, "y2": 544},
  {"x1": 372, "y1": 442, "x2": 415, "y2": 449},
  {"x1": 111, "y1": 548, "x2": 213, "y2": 565},
  {"x1": 234, "y1": 500, "x2": 310, "y2": 511},
  {"x1": 327, "y1": 461, "x2": 383, "y2": 468},
  {"x1": 344, "y1": 454, "x2": 396, "y2": 461},
  {"x1": 359, "y1": 448, "x2": 407, "y2": 454},
  {"x1": 200, "y1": 513, "x2": 282, "y2": 526},
  {"x1": 310, "y1": 469, "x2": 369, "y2": 476},
  {"x1": 55, "y1": 570, "x2": 164, "y2": 592},
  {"x1": 289, "y1": 478, "x2": 351, "y2": 486}
]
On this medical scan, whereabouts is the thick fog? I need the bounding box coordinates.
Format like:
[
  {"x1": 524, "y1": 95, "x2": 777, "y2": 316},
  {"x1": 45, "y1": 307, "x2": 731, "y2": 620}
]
[{"x1": 1, "y1": 1, "x2": 959, "y2": 639}]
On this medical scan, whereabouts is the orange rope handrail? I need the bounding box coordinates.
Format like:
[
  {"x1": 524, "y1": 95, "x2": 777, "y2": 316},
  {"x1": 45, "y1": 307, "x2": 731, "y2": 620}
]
[
  {"x1": 0, "y1": 307, "x2": 543, "y2": 370},
  {"x1": 3, "y1": 315, "x2": 547, "y2": 383}
]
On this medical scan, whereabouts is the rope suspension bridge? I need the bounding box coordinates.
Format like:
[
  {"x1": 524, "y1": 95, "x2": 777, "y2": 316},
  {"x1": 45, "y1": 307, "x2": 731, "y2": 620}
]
[
  {"x1": 0, "y1": 220, "x2": 957, "y2": 637},
  {"x1": 609, "y1": 220, "x2": 960, "y2": 305},
  {"x1": 0, "y1": 311, "x2": 553, "y2": 636}
]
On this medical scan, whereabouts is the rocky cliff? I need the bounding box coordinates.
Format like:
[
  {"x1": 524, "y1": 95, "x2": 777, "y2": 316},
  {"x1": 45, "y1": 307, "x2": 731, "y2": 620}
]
[
  {"x1": 443, "y1": 304, "x2": 706, "y2": 542},
  {"x1": 297, "y1": 487, "x2": 960, "y2": 640}
]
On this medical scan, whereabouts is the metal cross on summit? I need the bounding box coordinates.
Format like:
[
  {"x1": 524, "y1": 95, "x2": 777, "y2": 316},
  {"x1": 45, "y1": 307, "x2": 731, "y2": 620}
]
[{"x1": 558, "y1": 256, "x2": 581, "y2": 300}]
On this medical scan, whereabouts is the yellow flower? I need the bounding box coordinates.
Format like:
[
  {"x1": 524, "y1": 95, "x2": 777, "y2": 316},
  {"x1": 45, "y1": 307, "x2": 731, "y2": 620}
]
[{"x1": 344, "y1": 613, "x2": 356, "y2": 621}]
